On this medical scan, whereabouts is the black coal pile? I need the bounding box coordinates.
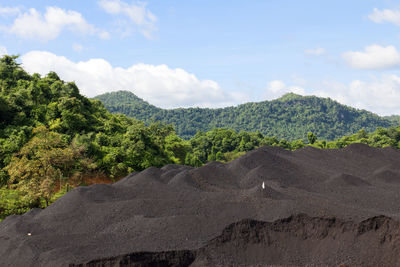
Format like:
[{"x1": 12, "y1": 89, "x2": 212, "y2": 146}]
[{"x1": 2, "y1": 143, "x2": 400, "y2": 266}]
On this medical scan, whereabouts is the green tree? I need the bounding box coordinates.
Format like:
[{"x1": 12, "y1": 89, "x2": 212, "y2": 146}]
[
  {"x1": 307, "y1": 132, "x2": 317, "y2": 144},
  {"x1": 164, "y1": 134, "x2": 189, "y2": 164},
  {"x1": 5, "y1": 126, "x2": 88, "y2": 206}
]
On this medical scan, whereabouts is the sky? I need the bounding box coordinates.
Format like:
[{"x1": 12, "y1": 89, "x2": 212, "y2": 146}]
[{"x1": 1, "y1": 0, "x2": 400, "y2": 115}]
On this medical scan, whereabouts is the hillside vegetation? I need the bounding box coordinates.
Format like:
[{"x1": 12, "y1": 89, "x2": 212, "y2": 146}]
[
  {"x1": 1, "y1": 55, "x2": 400, "y2": 221},
  {"x1": 95, "y1": 90, "x2": 396, "y2": 140},
  {"x1": 385, "y1": 115, "x2": 400, "y2": 125},
  {"x1": 0, "y1": 56, "x2": 188, "y2": 217}
]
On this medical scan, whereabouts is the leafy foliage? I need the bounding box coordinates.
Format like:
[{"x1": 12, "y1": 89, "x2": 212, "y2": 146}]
[
  {"x1": 0, "y1": 188, "x2": 36, "y2": 221},
  {"x1": 95, "y1": 91, "x2": 397, "y2": 140},
  {"x1": 5, "y1": 126, "x2": 91, "y2": 205},
  {"x1": 385, "y1": 115, "x2": 400, "y2": 125},
  {"x1": 307, "y1": 132, "x2": 317, "y2": 145}
]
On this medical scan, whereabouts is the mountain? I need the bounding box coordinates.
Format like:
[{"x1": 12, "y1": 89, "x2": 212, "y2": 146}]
[{"x1": 94, "y1": 90, "x2": 397, "y2": 140}]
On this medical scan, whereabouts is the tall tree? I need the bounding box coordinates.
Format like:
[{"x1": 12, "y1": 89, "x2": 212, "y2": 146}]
[
  {"x1": 5, "y1": 126, "x2": 88, "y2": 206},
  {"x1": 307, "y1": 132, "x2": 317, "y2": 145}
]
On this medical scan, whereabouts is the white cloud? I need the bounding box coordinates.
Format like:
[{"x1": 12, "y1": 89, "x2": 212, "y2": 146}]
[
  {"x1": 2, "y1": 6, "x2": 109, "y2": 41},
  {"x1": 342, "y1": 44, "x2": 400, "y2": 70},
  {"x1": 368, "y1": 8, "x2": 400, "y2": 27},
  {"x1": 265, "y1": 80, "x2": 305, "y2": 99},
  {"x1": 98, "y1": 0, "x2": 157, "y2": 39},
  {"x1": 0, "y1": 6, "x2": 21, "y2": 17},
  {"x1": 72, "y1": 43, "x2": 84, "y2": 52},
  {"x1": 20, "y1": 51, "x2": 246, "y2": 108},
  {"x1": 98, "y1": 31, "x2": 110, "y2": 39},
  {"x1": 315, "y1": 75, "x2": 400, "y2": 115},
  {"x1": 0, "y1": 46, "x2": 7, "y2": 56},
  {"x1": 305, "y1": 47, "x2": 325, "y2": 55}
]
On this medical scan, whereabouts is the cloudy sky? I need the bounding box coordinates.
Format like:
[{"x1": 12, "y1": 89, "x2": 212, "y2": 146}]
[{"x1": 1, "y1": 0, "x2": 400, "y2": 115}]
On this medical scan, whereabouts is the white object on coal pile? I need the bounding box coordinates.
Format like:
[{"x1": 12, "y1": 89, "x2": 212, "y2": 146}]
[
  {"x1": 27, "y1": 233, "x2": 31, "y2": 236},
  {"x1": 262, "y1": 182, "x2": 265, "y2": 189}
]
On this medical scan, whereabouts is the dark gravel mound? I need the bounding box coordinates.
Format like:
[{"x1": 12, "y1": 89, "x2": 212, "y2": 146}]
[
  {"x1": 71, "y1": 250, "x2": 196, "y2": 267},
  {"x1": 194, "y1": 214, "x2": 400, "y2": 267},
  {"x1": 369, "y1": 164, "x2": 400, "y2": 184},
  {"x1": 192, "y1": 215, "x2": 400, "y2": 266},
  {"x1": 71, "y1": 214, "x2": 400, "y2": 267},
  {"x1": 2, "y1": 144, "x2": 400, "y2": 266},
  {"x1": 325, "y1": 173, "x2": 371, "y2": 187}
]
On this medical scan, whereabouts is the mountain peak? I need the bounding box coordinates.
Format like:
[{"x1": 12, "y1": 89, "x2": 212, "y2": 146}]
[
  {"x1": 277, "y1": 92, "x2": 303, "y2": 101},
  {"x1": 96, "y1": 90, "x2": 143, "y2": 101},
  {"x1": 95, "y1": 90, "x2": 156, "y2": 107}
]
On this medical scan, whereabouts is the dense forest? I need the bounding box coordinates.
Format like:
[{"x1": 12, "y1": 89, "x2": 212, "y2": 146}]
[
  {"x1": 95, "y1": 90, "x2": 396, "y2": 140},
  {"x1": 1, "y1": 55, "x2": 400, "y2": 221},
  {"x1": 385, "y1": 115, "x2": 400, "y2": 125}
]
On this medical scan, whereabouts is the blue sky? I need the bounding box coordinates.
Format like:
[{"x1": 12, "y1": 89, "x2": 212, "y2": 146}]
[{"x1": 1, "y1": 0, "x2": 400, "y2": 115}]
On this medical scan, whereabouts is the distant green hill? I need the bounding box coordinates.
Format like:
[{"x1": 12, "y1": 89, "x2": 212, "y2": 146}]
[
  {"x1": 94, "y1": 91, "x2": 398, "y2": 140},
  {"x1": 385, "y1": 115, "x2": 400, "y2": 125}
]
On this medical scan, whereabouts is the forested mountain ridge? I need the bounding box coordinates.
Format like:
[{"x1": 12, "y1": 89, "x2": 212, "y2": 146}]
[
  {"x1": 385, "y1": 115, "x2": 400, "y2": 125},
  {"x1": 95, "y1": 90, "x2": 397, "y2": 140}
]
